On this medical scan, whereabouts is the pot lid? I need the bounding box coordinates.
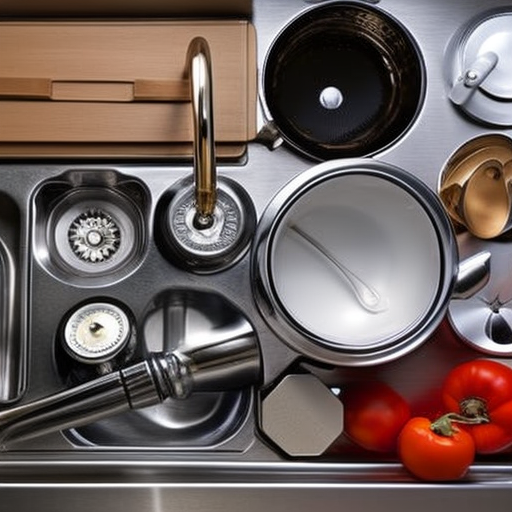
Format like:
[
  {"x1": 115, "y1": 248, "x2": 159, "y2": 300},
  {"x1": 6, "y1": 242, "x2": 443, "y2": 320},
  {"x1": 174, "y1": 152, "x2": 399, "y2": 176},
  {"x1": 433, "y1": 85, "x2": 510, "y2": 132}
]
[
  {"x1": 462, "y1": 12, "x2": 512, "y2": 100},
  {"x1": 448, "y1": 11, "x2": 512, "y2": 126}
]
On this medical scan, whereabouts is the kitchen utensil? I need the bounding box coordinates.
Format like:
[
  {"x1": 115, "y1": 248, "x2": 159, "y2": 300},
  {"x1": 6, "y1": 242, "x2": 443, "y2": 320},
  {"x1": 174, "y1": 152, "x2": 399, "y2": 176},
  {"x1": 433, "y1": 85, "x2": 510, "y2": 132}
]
[
  {"x1": 446, "y1": 9, "x2": 512, "y2": 125},
  {"x1": 252, "y1": 159, "x2": 491, "y2": 366},
  {"x1": 261, "y1": 1, "x2": 425, "y2": 160},
  {"x1": 0, "y1": 311, "x2": 260, "y2": 445},
  {"x1": 438, "y1": 133, "x2": 512, "y2": 239},
  {"x1": 64, "y1": 289, "x2": 256, "y2": 448},
  {"x1": 289, "y1": 225, "x2": 387, "y2": 313},
  {"x1": 157, "y1": 38, "x2": 256, "y2": 272},
  {"x1": 449, "y1": 294, "x2": 512, "y2": 355}
]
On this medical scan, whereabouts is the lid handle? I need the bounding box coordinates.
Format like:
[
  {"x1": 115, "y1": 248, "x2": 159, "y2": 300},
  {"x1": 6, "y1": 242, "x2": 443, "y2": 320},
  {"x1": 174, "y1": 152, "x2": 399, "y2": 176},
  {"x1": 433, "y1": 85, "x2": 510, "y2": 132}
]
[{"x1": 449, "y1": 52, "x2": 498, "y2": 106}]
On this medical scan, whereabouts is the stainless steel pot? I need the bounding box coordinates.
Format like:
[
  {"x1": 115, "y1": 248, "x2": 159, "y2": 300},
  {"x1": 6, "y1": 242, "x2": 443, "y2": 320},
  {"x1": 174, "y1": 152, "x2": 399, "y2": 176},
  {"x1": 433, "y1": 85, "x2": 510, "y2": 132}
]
[
  {"x1": 252, "y1": 159, "x2": 491, "y2": 366},
  {"x1": 261, "y1": 1, "x2": 425, "y2": 160}
]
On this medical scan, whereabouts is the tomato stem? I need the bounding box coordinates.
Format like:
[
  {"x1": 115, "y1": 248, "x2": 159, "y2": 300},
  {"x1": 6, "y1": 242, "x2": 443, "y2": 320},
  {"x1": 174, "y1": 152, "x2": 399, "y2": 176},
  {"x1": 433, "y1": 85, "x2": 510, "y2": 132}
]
[
  {"x1": 460, "y1": 397, "x2": 490, "y2": 421},
  {"x1": 431, "y1": 412, "x2": 489, "y2": 437}
]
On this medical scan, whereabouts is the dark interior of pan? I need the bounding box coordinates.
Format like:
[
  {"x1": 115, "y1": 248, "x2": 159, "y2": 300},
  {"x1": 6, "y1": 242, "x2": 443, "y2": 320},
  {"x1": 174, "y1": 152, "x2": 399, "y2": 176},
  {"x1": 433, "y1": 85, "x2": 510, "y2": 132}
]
[{"x1": 263, "y1": 2, "x2": 425, "y2": 160}]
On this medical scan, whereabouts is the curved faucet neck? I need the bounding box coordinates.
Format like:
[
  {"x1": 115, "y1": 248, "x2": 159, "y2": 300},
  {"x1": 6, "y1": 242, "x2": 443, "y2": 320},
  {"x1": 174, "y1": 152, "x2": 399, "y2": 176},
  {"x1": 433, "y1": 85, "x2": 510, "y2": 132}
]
[{"x1": 186, "y1": 37, "x2": 217, "y2": 226}]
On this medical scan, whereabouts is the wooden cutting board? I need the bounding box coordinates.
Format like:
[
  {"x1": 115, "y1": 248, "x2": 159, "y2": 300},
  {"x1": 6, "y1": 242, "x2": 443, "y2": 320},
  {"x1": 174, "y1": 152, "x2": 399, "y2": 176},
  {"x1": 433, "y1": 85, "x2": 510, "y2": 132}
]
[{"x1": 0, "y1": 21, "x2": 257, "y2": 159}]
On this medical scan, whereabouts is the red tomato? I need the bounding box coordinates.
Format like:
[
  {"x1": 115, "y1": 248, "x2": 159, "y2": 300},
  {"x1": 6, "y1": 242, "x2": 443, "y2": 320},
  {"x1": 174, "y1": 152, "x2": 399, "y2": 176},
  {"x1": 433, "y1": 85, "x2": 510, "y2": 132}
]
[
  {"x1": 398, "y1": 416, "x2": 475, "y2": 481},
  {"x1": 442, "y1": 359, "x2": 512, "y2": 454},
  {"x1": 342, "y1": 381, "x2": 410, "y2": 453}
]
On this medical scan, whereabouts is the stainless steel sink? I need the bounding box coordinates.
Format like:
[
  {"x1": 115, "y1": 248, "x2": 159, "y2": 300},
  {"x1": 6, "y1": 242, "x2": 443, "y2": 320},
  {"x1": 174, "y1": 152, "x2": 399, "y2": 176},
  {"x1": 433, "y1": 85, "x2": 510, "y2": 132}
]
[{"x1": 1, "y1": 0, "x2": 512, "y2": 509}]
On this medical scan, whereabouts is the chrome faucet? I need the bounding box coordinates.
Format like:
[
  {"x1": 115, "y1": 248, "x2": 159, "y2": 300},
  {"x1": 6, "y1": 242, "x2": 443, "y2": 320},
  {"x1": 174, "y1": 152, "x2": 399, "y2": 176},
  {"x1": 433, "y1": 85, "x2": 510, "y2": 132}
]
[
  {"x1": 187, "y1": 37, "x2": 217, "y2": 229},
  {"x1": 0, "y1": 318, "x2": 260, "y2": 446}
]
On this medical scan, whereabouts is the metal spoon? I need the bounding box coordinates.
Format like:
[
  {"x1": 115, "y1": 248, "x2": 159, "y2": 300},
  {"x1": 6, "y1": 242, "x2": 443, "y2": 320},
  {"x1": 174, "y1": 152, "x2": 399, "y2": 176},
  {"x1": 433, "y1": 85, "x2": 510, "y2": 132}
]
[{"x1": 290, "y1": 225, "x2": 388, "y2": 313}]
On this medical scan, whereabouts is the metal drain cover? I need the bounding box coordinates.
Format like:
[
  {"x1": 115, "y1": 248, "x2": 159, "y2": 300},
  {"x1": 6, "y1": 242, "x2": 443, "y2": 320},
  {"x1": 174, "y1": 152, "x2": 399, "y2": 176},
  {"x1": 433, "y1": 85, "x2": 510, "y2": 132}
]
[
  {"x1": 68, "y1": 209, "x2": 121, "y2": 263},
  {"x1": 44, "y1": 187, "x2": 144, "y2": 281}
]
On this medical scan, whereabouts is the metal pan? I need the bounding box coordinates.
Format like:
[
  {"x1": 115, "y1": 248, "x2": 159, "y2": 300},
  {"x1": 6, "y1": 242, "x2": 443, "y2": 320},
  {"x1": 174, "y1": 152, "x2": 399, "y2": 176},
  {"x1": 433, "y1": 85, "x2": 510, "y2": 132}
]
[
  {"x1": 262, "y1": 1, "x2": 425, "y2": 160},
  {"x1": 252, "y1": 159, "x2": 491, "y2": 366}
]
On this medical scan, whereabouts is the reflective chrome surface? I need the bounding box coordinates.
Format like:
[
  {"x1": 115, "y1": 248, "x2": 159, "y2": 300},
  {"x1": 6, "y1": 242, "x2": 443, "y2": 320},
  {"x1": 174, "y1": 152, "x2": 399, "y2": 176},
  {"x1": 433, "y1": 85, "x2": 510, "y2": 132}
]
[
  {"x1": 159, "y1": 37, "x2": 257, "y2": 272},
  {"x1": 0, "y1": 316, "x2": 259, "y2": 445},
  {"x1": 252, "y1": 159, "x2": 489, "y2": 366},
  {"x1": 0, "y1": 194, "x2": 24, "y2": 404},
  {"x1": 1, "y1": 0, "x2": 512, "y2": 510},
  {"x1": 187, "y1": 37, "x2": 217, "y2": 222},
  {"x1": 446, "y1": 9, "x2": 512, "y2": 125},
  {"x1": 32, "y1": 168, "x2": 149, "y2": 287}
]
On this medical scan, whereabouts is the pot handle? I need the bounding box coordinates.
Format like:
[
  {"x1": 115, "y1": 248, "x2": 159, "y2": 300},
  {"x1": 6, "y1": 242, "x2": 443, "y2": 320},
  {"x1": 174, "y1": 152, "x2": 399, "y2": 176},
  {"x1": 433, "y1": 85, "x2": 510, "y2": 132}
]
[{"x1": 452, "y1": 251, "x2": 491, "y2": 300}]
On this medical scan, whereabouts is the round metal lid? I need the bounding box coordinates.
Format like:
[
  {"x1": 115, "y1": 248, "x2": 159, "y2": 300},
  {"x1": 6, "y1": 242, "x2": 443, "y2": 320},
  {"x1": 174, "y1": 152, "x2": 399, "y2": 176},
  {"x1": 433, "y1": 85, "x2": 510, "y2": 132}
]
[
  {"x1": 448, "y1": 10, "x2": 512, "y2": 126},
  {"x1": 463, "y1": 13, "x2": 512, "y2": 100}
]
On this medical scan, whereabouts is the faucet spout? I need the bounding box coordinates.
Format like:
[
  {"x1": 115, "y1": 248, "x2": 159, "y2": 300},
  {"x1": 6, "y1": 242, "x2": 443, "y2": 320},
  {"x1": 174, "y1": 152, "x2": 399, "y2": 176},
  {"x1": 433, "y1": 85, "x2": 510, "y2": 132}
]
[
  {"x1": 186, "y1": 37, "x2": 217, "y2": 227},
  {"x1": 0, "y1": 323, "x2": 260, "y2": 446}
]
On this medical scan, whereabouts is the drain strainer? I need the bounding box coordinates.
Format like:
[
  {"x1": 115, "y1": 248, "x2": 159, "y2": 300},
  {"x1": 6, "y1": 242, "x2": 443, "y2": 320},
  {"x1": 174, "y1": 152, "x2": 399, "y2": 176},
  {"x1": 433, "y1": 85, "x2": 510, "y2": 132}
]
[
  {"x1": 43, "y1": 187, "x2": 144, "y2": 282},
  {"x1": 68, "y1": 209, "x2": 121, "y2": 263}
]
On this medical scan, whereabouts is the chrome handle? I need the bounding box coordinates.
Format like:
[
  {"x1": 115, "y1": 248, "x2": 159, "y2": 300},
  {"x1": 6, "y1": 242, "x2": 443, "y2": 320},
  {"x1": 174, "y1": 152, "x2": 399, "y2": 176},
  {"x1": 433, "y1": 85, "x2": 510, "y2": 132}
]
[
  {"x1": 0, "y1": 325, "x2": 260, "y2": 446},
  {"x1": 452, "y1": 251, "x2": 491, "y2": 300},
  {"x1": 449, "y1": 52, "x2": 499, "y2": 106}
]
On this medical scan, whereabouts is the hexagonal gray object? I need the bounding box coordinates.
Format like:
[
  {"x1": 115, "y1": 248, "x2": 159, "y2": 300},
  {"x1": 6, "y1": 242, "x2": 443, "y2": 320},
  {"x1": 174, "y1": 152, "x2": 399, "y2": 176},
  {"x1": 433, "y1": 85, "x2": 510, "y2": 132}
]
[{"x1": 260, "y1": 373, "x2": 344, "y2": 456}]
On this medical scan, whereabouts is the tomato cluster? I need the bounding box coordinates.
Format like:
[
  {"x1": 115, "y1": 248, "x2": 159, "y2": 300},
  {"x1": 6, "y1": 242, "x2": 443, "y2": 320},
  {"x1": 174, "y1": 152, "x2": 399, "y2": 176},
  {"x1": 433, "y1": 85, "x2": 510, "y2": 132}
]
[{"x1": 340, "y1": 359, "x2": 512, "y2": 481}]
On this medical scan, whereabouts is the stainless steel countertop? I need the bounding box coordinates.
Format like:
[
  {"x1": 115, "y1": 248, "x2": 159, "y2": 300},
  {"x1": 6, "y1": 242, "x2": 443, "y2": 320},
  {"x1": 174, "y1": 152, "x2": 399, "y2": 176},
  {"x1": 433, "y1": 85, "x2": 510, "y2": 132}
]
[{"x1": 1, "y1": 0, "x2": 512, "y2": 509}]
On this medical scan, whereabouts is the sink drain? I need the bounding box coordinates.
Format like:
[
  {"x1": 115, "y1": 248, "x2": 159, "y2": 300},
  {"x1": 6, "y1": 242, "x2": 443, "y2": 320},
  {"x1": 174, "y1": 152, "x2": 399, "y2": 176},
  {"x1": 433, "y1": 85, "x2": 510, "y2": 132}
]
[
  {"x1": 40, "y1": 187, "x2": 145, "y2": 283},
  {"x1": 68, "y1": 209, "x2": 121, "y2": 263}
]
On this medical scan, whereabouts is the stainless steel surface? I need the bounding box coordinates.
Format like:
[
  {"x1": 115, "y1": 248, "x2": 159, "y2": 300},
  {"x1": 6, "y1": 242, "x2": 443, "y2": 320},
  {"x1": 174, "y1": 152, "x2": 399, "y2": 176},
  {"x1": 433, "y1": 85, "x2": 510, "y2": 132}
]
[
  {"x1": 252, "y1": 158, "x2": 489, "y2": 366},
  {"x1": 158, "y1": 38, "x2": 257, "y2": 272},
  {"x1": 0, "y1": 225, "x2": 22, "y2": 404},
  {"x1": 62, "y1": 302, "x2": 132, "y2": 364},
  {"x1": 260, "y1": 373, "x2": 343, "y2": 456},
  {"x1": 68, "y1": 209, "x2": 121, "y2": 263},
  {"x1": 1, "y1": 0, "x2": 512, "y2": 509},
  {"x1": 451, "y1": 250, "x2": 491, "y2": 299},
  {"x1": 0, "y1": 316, "x2": 260, "y2": 445},
  {"x1": 32, "y1": 169, "x2": 149, "y2": 287},
  {"x1": 158, "y1": 175, "x2": 256, "y2": 272},
  {"x1": 289, "y1": 225, "x2": 388, "y2": 313}
]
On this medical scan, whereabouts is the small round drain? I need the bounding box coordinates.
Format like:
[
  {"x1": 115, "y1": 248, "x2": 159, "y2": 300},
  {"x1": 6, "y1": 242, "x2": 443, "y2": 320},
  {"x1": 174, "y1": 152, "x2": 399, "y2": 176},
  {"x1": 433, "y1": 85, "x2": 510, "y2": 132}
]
[
  {"x1": 63, "y1": 302, "x2": 132, "y2": 364},
  {"x1": 41, "y1": 186, "x2": 145, "y2": 284},
  {"x1": 68, "y1": 209, "x2": 121, "y2": 263}
]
